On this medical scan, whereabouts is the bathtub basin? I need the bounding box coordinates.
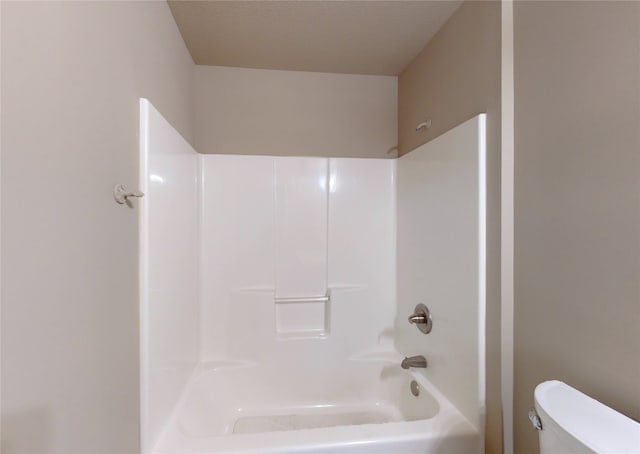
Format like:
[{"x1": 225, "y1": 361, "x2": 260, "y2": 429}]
[{"x1": 153, "y1": 353, "x2": 479, "y2": 454}]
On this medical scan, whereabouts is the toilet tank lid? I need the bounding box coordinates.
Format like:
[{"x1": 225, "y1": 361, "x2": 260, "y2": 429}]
[{"x1": 534, "y1": 380, "x2": 640, "y2": 453}]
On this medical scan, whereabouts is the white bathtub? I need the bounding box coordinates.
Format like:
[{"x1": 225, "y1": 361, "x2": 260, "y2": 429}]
[{"x1": 153, "y1": 353, "x2": 479, "y2": 454}]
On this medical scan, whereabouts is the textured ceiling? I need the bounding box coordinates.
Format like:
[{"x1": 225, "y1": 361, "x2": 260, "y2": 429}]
[{"x1": 168, "y1": 1, "x2": 462, "y2": 76}]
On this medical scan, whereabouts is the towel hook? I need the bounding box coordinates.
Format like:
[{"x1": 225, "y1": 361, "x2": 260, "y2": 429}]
[
  {"x1": 416, "y1": 119, "x2": 432, "y2": 132},
  {"x1": 113, "y1": 184, "x2": 144, "y2": 204}
]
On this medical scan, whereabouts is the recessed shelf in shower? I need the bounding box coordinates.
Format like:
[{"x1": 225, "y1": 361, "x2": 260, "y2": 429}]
[{"x1": 274, "y1": 293, "x2": 330, "y2": 339}]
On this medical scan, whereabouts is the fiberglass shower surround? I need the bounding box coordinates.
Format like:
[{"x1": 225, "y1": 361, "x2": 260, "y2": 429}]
[{"x1": 139, "y1": 99, "x2": 486, "y2": 453}]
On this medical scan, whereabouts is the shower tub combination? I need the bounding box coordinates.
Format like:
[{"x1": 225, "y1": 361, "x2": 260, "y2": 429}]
[{"x1": 140, "y1": 99, "x2": 486, "y2": 454}]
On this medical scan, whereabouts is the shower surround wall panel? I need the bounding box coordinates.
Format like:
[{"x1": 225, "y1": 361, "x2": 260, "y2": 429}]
[
  {"x1": 274, "y1": 157, "x2": 328, "y2": 299},
  {"x1": 198, "y1": 156, "x2": 275, "y2": 360},
  {"x1": 328, "y1": 159, "x2": 396, "y2": 354},
  {"x1": 199, "y1": 156, "x2": 395, "y2": 362},
  {"x1": 396, "y1": 114, "x2": 486, "y2": 434},
  {"x1": 274, "y1": 158, "x2": 329, "y2": 335},
  {"x1": 139, "y1": 99, "x2": 200, "y2": 453}
]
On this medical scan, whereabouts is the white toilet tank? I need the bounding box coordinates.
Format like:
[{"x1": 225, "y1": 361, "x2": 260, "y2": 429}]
[{"x1": 534, "y1": 380, "x2": 640, "y2": 454}]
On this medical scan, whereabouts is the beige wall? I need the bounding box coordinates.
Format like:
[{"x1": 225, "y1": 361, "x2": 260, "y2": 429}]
[
  {"x1": 1, "y1": 2, "x2": 194, "y2": 453},
  {"x1": 514, "y1": 2, "x2": 640, "y2": 453},
  {"x1": 398, "y1": 2, "x2": 502, "y2": 453},
  {"x1": 398, "y1": 1, "x2": 500, "y2": 157},
  {"x1": 194, "y1": 65, "x2": 397, "y2": 158}
]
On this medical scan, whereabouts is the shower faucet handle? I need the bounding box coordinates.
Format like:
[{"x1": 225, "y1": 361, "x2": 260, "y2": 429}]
[{"x1": 408, "y1": 304, "x2": 433, "y2": 334}]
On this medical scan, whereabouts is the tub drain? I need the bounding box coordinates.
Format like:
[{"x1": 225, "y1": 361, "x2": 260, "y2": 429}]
[{"x1": 410, "y1": 380, "x2": 420, "y2": 397}]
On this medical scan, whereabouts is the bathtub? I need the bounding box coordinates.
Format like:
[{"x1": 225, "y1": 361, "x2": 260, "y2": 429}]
[{"x1": 152, "y1": 352, "x2": 480, "y2": 454}]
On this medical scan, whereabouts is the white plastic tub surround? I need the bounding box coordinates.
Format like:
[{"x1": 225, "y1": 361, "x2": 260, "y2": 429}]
[{"x1": 140, "y1": 98, "x2": 486, "y2": 454}]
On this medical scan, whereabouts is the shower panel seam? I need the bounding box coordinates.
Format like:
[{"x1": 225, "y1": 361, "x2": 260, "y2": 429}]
[
  {"x1": 325, "y1": 158, "x2": 331, "y2": 333},
  {"x1": 197, "y1": 155, "x2": 204, "y2": 365},
  {"x1": 478, "y1": 114, "x2": 488, "y2": 453},
  {"x1": 273, "y1": 158, "x2": 277, "y2": 302}
]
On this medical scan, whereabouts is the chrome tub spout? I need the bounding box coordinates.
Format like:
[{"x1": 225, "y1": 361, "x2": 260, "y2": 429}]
[{"x1": 401, "y1": 355, "x2": 428, "y2": 369}]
